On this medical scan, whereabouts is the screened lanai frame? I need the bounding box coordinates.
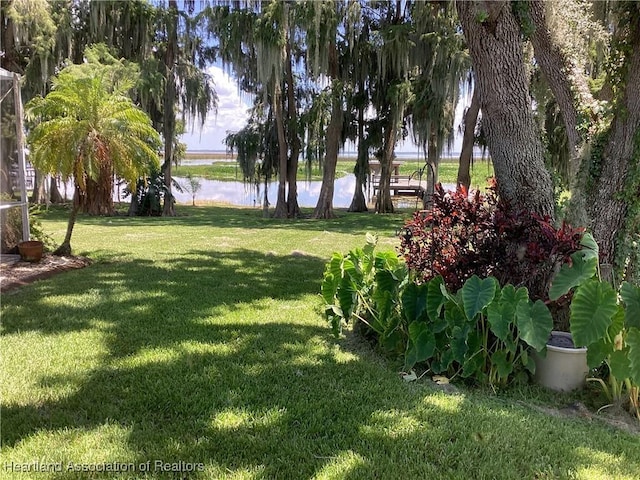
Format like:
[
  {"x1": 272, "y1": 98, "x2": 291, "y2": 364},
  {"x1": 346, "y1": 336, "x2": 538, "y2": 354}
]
[{"x1": 0, "y1": 67, "x2": 30, "y2": 242}]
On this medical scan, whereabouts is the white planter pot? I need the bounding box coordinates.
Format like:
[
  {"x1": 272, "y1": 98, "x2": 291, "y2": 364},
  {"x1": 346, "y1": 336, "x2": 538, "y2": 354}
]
[{"x1": 533, "y1": 331, "x2": 589, "y2": 392}]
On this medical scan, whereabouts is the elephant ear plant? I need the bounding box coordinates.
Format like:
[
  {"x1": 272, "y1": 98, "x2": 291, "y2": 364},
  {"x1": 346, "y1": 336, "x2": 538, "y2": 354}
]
[
  {"x1": 322, "y1": 235, "x2": 554, "y2": 388},
  {"x1": 549, "y1": 233, "x2": 640, "y2": 420}
]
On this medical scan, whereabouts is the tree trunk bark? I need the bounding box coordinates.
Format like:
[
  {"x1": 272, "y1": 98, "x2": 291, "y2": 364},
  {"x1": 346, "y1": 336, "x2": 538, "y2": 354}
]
[
  {"x1": 313, "y1": 88, "x2": 343, "y2": 219},
  {"x1": 528, "y1": 0, "x2": 595, "y2": 226},
  {"x1": 82, "y1": 170, "x2": 114, "y2": 216},
  {"x1": 426, "y1": 125, "x2": 439, "y2": 200},
  {"x1": 528, "y1": 0, "x2": 640, "y2": 267},
  {"x1": 162, "y1": 0, "x2": 178, "y2": 217},
  {"x1": 587, "y1": 28, "x2": 640, "y2": 265},
  {"x1": 272, "y1": 82, "x2": 289, "y2": 218},
  {"x1": 375, "y1": 121, "x2": 395, "y2": 214},
  {"x1": 54, "y1": 187, "x2": 80, "y2": 256},
  {"x1": 348, "y1": 98, "x2": 369, "y2": 212},
  {"x1": 50, "y1": 177, "x2": 64, "y2": 203},
  {"x1": 285, "y1": 36, "x2": 301, "y2": 218},
  {"x1": 313, "y1": 39, "x2": 343, "y2": 219},
  {"x1": 456, "y1": 0, "x2": 555, "y2": 217},
  {"x1": 457, "y1": 86, "x2": 480, "y2": 191},
  {"x1": 30, "y1": 170, "x2": 44, "y2": 203}
]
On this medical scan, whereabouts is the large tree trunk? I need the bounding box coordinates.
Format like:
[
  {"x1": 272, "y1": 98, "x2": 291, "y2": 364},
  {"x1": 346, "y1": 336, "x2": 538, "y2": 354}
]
[
  {"x1": 313, "y1": 89, "x2": 343, "y2": 219},
  {"x1": 375, "y1": 121, "x2": 396, "y2": 214},
  {"x1": 456, "y1": 0, "x2": 555, "y2": 217},
  {"x1": 528, "y1": 0, "x2": 640, "y2": 266},
  {"x1": 587, "y1": 27, "x2": 640, "y2": 265},
  {"x1": 528, "y1": 0, "x2": 594, "y2": 226},
  {"x1": 49, "y1": 176, "x2": 64, "y2": 203},
  {"x1": 272, "y1": 83, "x2": 289, "y2": 218},
  {"x1": 348, "y1": 102, "x2": 369, "y2": 212},
  {"x1": 285, "y1": 37, "x2": 301, "y2": 218},
  {"x1": 457, "y1": 86, "x2": 480, "y2": 191},
  {"x1": 81, "y1": 171, "x2": 114, "y2": 216},
  {"x1": 313, "y1": 40, "x2": 342, "y2": 219},
  {"x1": 162, "y1": 0, "x2": 178, "y2": 217}
]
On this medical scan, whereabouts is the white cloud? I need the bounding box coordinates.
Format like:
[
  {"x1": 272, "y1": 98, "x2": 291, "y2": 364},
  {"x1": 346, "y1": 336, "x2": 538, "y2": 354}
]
[{"x1": 180, "y1": 66, "x2": 251, "y2": 151}]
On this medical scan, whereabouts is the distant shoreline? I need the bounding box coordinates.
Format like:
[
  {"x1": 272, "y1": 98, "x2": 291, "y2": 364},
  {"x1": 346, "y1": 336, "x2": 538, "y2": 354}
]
[{"x1": 182, "y1": 151, "x2": 490, "y2": 164}]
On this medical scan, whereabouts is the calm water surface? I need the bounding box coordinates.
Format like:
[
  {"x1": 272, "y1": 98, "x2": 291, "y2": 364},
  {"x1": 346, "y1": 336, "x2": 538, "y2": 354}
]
[{"x1": 171, "y1": 175, "x2": 359, "y2": 208}]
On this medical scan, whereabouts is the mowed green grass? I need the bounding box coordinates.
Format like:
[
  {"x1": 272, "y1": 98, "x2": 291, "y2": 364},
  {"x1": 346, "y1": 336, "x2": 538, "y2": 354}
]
[{"x1": 1, "y1": 206, "x2": 638, "y2": 480}]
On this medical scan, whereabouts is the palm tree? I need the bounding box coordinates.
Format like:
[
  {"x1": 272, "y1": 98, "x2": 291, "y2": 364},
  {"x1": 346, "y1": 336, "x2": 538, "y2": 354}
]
[{"x1": 26, "y1": 66, "x2": 160, "y2": 255}]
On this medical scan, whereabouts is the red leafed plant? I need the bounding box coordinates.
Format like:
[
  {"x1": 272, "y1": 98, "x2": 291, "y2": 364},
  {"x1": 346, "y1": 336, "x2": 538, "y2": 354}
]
[{"x1": 399, "y1": 181, "x2": 585, "y2": 303}]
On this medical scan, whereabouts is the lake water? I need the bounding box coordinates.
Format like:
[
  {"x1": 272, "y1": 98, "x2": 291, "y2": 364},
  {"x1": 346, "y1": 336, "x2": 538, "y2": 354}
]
[{"x1": 170, "y1": 175, "x2": 360, "y2": 208}]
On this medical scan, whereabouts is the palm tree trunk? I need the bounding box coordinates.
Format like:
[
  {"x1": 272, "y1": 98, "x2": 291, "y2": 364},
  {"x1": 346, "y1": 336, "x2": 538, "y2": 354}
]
[
  {"x1": 54, "y1": 187, "x2": 80, "y2": 256},
  {"x1": 457, "y1": 86, "x2": 480, "y2": 191}
]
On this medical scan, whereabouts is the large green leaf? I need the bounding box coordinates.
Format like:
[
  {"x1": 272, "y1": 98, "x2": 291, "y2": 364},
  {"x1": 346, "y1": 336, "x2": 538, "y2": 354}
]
[
  {"x1": 570, "y1": 279, "x2": 617, "y2": 347},
  {"x1": 405, "y1": 321, "x2": 436, "y2": 369},
  {"x1": 500, "y1": 284, "x2": 529, "y2": 307},
  {"x1": 445, "y1": 300, "x2": 466, "y2": 329},
  {"x1": 462, "y1": 330, "x2": 484, "y2": 379},
  {"x1": 620, "y1": 282, "x2": 640, "y2": 329},
  {"x1": 516, "y1": 300, "x2": 553, "y2": 352},
  {"x1": 426, "y1": 276, "x2": 447, "y2": 322},
  {"x1": 321, "y1": 253, "x2": 343, "y2": 304},
  {"x1": 580, "y1": 232, "x2": 599, "y2": 260},
  {"x1": 337, "y1": 276, "x2": 357, "y2": 321},
  {"x1": 608, "y1": 348, "x2": 632, "y2": 381},
  {"x1": 402, "y1": 282, "x2": 428, "y2": 323},
  {"x1": 488, "y1": 285, "x2": 528, "y2": 342},
  {"x1": 521, "y1": 350, "x2": 536, "y2": 374},
  {"x1": 487, "y1": 301, "x2": 514, "y2": 342},
  {"x1": 549, "y1": 252, "x2": 598, "y2": 301},
  {"x1": 586, "y1": 338, "x2": 612, "y2": 369},
  {"x1": 374, "y1": 250, "x2": 401, "y2": 271},
  {"x1": 450, "y1": 324, "x2": 471, "y2": 364},
  {"x1": 321, "y1": 272, "x2": 337, "y2": 305},
  {"x1": 627, "y1": 328, "x2": 640, "y2": 385},
  {"x1": 461, "y1": 275, "x2": 498, "y2": 320}
]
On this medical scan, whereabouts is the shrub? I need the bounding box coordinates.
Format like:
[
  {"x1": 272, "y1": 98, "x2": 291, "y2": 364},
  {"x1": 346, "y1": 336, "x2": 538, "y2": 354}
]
[
  {"x1": 399, "y1": 182, "x2": 585, "y2": 303},
  {"x1": 322, "y1": 236, "x2": 554, "y2": 388}
]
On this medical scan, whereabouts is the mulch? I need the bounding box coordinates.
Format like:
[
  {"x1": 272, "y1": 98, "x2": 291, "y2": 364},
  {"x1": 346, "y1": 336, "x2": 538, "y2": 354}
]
[{"x1": 0, "y1": 254, "x2": 92, "y2": 293}]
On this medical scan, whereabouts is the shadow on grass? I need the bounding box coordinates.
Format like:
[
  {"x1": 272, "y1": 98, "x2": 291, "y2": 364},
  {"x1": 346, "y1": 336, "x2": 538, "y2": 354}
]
[
  {"x1": 2, "y1": 248, "x2": 639, "y2": 479},
  {"x1": 38, "y1": 204, "x2": 411, "y2": 235},
  {"x1": 1, "y1": 248, "x2": 326, "y2": 340}
]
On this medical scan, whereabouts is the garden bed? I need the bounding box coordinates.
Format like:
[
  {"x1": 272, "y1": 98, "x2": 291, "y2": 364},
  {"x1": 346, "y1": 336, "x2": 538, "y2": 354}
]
[{"x1": 0, "y1": 254, "x2": 91, "y2": 292}]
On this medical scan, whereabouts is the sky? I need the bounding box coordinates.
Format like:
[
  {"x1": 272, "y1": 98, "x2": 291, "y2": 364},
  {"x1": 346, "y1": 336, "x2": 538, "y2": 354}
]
[
  {"x1": 179, "y1": 66, "x2": 251, "y2": 152},
  {"x1": 180, "y1": 66, "x2": 469, "y2": 155}
]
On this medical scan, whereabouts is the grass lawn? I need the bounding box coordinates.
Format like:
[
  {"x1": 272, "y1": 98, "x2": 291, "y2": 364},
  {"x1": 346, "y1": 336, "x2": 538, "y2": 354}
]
[{"x1": 1, "y1": 205, "x2": 638, "y2": 480}]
